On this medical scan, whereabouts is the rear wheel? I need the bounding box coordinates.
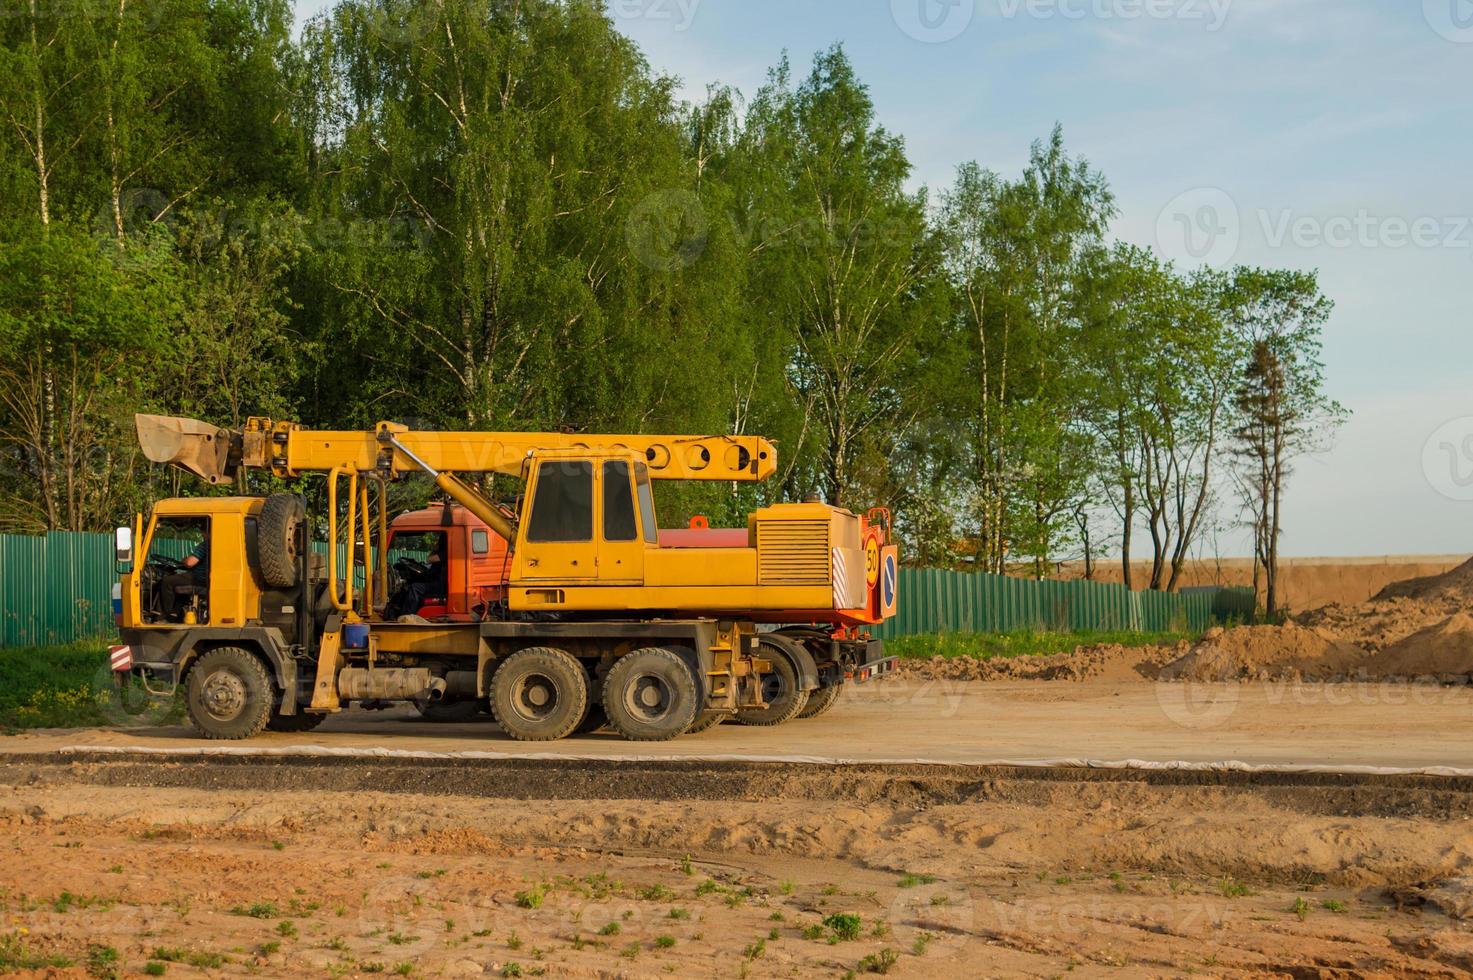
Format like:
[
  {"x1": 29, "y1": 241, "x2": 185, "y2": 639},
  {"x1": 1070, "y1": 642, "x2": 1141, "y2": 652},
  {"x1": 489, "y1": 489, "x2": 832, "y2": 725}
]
[
  {"x1": 185, "y1": 647, "x2": 274, "y2": 740},
  {"x1": 736, "y1": 642, "x2": 808, "y2": 727},
  {"x1": 797, "y1": 683, "x2": 842, "y2": 719},
  {"x1": 489, "y1": 647, "x2": 587, "y2": 742},
  {"x1": 603, "y1": 647, "x2": 700, "y2": 742}
]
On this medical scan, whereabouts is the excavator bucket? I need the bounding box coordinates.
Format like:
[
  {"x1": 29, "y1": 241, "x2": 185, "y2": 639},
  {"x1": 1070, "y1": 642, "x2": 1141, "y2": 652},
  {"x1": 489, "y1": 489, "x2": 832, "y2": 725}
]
[{"x1": 134, "y1": 414, "x2": 237, "y2": 485}]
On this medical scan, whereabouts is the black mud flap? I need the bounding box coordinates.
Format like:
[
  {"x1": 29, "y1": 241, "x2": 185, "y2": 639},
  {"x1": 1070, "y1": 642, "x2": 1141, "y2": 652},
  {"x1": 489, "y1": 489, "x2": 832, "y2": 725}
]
[{"x1": 851, "y1": 639, "x2": 896, "y2": 684}]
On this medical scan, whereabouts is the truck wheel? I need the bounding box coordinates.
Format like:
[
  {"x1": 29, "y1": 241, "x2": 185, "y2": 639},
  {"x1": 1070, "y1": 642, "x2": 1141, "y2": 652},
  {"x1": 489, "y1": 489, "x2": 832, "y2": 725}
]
[
  {"x1": 266, "y1": 711, "x2": 328, "y2": 733},
  {"x1": 186, "y1": 647, "x2": 274, "y2": 740},
  {"x1": 684, "y1": 710, "x2": 728, "y2": 735},
  {"x1": 258, "y1": 494, "x2": 306, "y2": 589},
  {"x1": 489, "y1": 647, "x2": 587, "y2": 742},
  {"x1": 736, "y1": 641, "x2": 808, "y2": 727},
  {"x1": 797, "y1": 684, "x2": 842, "y2": 719},
  {"x1": 603, "y1": 647, "x2": 699, "y2": 742}
]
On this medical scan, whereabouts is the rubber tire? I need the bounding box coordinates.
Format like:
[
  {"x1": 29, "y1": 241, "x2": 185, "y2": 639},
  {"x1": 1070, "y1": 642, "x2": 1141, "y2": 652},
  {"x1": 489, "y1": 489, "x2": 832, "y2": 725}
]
[
  {"x1": 576, "y1": 702, "x2": 609, "y2": 735},
  {"x1": 797, "y1": 683, "x2": 842, "y2": 719},
  {"x1": 185, "y1": 647, "x2": 275, "y2": 740},
  {"x1": 602, "y1": 647, "x2": 700, "y2": 742},
  {"x1": 736, "y1": 641, "x2": 809, "y2": 727},
  {"x1": 684, "y1": 710, "x2": 728, "y2": 735},
  {"x1": 266, "y1": 710, "x2": 328, "y2": 733},
  {"x1": 415, "y1": 699, "x2": 485, "y2": 724},
  {"x1": 258, "y1": 494, "x2": 306, "y2": 589},
  {"x1": 489, "y1": 647, "x2": 588, "y2": 742}
]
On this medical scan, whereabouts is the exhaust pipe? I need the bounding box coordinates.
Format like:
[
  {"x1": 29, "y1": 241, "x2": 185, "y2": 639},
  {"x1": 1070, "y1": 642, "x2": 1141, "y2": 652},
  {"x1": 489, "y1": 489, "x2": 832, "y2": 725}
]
[{"x1": 337, "y1": 668, "x2": 447, "y2": 702}]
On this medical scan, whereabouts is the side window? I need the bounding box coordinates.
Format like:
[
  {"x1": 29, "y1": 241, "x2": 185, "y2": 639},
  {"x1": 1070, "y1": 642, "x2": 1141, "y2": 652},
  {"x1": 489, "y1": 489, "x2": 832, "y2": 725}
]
[
  {"x1": 635, "y1": 463, "x2": 658, "y2": 544},
  {"x1": 472, "y1": 529, "x2": 490, "y2": 555},
  {"x1": 602, "y1": 461, "x2": 638, "y2": 542},
  {"x1": 526, "y1": 461, "x2": 594, "y2": 543}
]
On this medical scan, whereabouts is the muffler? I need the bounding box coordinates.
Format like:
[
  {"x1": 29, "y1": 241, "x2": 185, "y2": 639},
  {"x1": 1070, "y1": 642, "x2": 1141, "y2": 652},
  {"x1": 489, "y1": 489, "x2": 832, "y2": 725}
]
[{"x1": 337, "y1": 668, "x2": 446, "y2": 702}]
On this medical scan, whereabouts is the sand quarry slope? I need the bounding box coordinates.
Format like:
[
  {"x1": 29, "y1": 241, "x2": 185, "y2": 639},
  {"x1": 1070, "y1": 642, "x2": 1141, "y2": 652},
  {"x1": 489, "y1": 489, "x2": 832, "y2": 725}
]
[{"x1": 902, "y1": 559, "x2": 1473, "y2": 684}]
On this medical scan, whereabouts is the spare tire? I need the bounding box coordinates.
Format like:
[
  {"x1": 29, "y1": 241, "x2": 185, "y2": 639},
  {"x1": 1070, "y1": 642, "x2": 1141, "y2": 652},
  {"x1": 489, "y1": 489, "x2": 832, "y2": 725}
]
[{"x1": 258, "y1": 494, "x2": 306, "y2": 589}]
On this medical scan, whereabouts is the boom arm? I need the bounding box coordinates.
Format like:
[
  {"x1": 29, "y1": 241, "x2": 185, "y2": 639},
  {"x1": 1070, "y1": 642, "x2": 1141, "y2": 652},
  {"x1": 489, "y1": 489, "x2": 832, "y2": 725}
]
[{"x1": 136, "y1": 415, "x2": 777, "y2": 486}]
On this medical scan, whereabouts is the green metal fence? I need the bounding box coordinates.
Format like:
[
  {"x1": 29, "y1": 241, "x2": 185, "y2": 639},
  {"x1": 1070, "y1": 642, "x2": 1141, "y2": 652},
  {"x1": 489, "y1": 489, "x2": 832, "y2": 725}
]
[
  {"x1": 871, "y1": 567, "x2": 1254, "y2": 639},
  {"x1": 0, "y1": 530, "x2": 1254, "y2": 648},
  {"x1": 0, "y1": 531, "x2": 117, "y2": 648}
]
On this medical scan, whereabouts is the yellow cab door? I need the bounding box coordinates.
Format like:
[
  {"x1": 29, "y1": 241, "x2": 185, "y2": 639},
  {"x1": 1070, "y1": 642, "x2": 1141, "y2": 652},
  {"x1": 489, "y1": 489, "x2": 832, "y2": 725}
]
[
  {"x1": 515, "y1": 459, "x2": 597, "y2": 581},
  {"x1": 597, "y1": 459, "x2": 646, "y2": 584}
]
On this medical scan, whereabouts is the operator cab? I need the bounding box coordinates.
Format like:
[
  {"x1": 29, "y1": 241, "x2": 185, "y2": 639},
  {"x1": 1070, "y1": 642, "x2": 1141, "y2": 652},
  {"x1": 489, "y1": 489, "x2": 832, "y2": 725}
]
[{"x1": 140, "y1": 516, "x2": 211, "y2": 624}]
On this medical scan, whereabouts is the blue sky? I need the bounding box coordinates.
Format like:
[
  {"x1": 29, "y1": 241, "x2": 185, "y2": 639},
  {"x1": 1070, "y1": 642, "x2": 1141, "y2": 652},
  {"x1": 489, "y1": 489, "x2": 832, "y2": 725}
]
[{"x1": 293, "y1": 0, "x2": 1473, "y2": 558}]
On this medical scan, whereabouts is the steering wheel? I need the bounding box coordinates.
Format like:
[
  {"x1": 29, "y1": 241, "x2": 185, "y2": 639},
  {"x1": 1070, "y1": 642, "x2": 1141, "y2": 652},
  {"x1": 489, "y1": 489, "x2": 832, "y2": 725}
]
[
  {"x1": 394, "y1": 557, "x2": 431, "y2": 580},
  {"x1": 149, "y1": 555, "x2": 185, "y2": 573}
]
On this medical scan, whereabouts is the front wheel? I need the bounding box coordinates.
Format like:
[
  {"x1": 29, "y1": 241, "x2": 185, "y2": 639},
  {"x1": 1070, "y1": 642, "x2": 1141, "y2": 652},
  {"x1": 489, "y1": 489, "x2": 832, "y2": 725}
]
[
  {"x1": 603, "y1": 647, "x2": 700, "y2": 742},
  {"x1": 185, "y1": 647, "x2": 275, "y2": 740}
]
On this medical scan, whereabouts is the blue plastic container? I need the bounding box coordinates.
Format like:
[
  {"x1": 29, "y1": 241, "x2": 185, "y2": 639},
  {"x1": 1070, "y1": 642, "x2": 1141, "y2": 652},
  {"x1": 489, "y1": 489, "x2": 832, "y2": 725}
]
[{"x1": 343, "y1": 623, "x2": 371, "y2": 649}]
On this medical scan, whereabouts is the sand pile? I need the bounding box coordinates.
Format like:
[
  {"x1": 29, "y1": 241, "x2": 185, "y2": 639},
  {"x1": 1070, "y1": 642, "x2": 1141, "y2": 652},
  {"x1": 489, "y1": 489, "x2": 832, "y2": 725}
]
[
  {"x1": 1301, "y1": 556, "x2": 1473, "y2": 651},
  {"x1": 1360, "y1": 613, "x2": 1473, "y2": 682},
  {"x1": 898, "y1": 641, "x2": 1190, "y2": 683},
  {"x1": 1161, "y1": 624, "x2": 1370, "y2": 682}
]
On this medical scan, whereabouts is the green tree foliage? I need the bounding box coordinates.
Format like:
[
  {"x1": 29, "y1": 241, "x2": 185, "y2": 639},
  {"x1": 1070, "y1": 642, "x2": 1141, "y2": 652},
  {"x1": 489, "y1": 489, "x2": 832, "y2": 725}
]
[
  {"x1": 0, "y1": 0, "x2": 1341, "y2": 603},
  {"x1": 1224, "y1": 268, "x2": 1346, "y2": 615}
]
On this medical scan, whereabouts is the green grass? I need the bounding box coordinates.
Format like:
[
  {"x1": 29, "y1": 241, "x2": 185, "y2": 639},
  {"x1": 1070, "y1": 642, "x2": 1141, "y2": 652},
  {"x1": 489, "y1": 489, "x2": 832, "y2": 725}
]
[
  {"x1": 0, "y1": 642, "x2": 182, "y2": 730},
  {"x1": 886, "y1": 630, "x2": 1196, "y2": 661}
]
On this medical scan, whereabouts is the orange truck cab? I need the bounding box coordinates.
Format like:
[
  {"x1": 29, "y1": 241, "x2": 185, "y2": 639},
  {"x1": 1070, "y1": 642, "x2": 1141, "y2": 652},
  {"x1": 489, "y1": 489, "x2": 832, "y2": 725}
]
[{"x1": 385, "y1": 503, "x2": 513, "y2": 620}]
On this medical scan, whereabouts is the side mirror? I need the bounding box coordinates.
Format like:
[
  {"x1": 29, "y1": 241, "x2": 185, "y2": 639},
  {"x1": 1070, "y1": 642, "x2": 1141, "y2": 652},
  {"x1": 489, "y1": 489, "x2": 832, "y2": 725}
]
[{"x1": 115, "y1": 526, "x2": 134, "y2": 565}]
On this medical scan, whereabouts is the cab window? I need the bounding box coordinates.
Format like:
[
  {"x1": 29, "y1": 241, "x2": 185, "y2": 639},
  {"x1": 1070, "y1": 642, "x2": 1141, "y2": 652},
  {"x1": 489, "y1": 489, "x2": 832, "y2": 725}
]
[
  {"x1": 527, "y1": 461, "x2": 593, "y2": 542},
  {"x1": 602, "y1": 461, "x2": 638, "y2": 542},
  {"x1": 635, "y1": 463, "x2": 658, "y2": 544}
]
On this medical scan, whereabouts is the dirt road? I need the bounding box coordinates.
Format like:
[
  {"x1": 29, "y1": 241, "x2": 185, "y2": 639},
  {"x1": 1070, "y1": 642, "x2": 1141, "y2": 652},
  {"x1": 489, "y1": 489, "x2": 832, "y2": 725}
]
[
  {"x1": 7, "y1": 678, "x2": 1472, "y2": 772},
  {"x1": 6, "y1": 679, "x2": 1473, "y2": 977},
  {"x1": 3, "y1": 752, "x2": 1473, "y2": 978}
]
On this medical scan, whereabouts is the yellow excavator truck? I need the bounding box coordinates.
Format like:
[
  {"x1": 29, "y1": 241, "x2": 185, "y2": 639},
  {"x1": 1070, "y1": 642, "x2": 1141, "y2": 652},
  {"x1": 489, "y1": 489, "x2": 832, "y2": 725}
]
[{"x1": 111, "y1": 415, "x2": 899, "y2": 742}]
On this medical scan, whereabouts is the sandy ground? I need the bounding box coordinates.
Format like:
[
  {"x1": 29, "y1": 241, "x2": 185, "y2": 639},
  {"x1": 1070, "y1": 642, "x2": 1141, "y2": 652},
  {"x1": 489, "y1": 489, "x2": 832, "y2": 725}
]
[
  {"x1": 6, "y1": 677, "x2": 1473, "y2": 771},
  {"x1": 3, "y1": 756, "x2": 1472, "y2": 979}
]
